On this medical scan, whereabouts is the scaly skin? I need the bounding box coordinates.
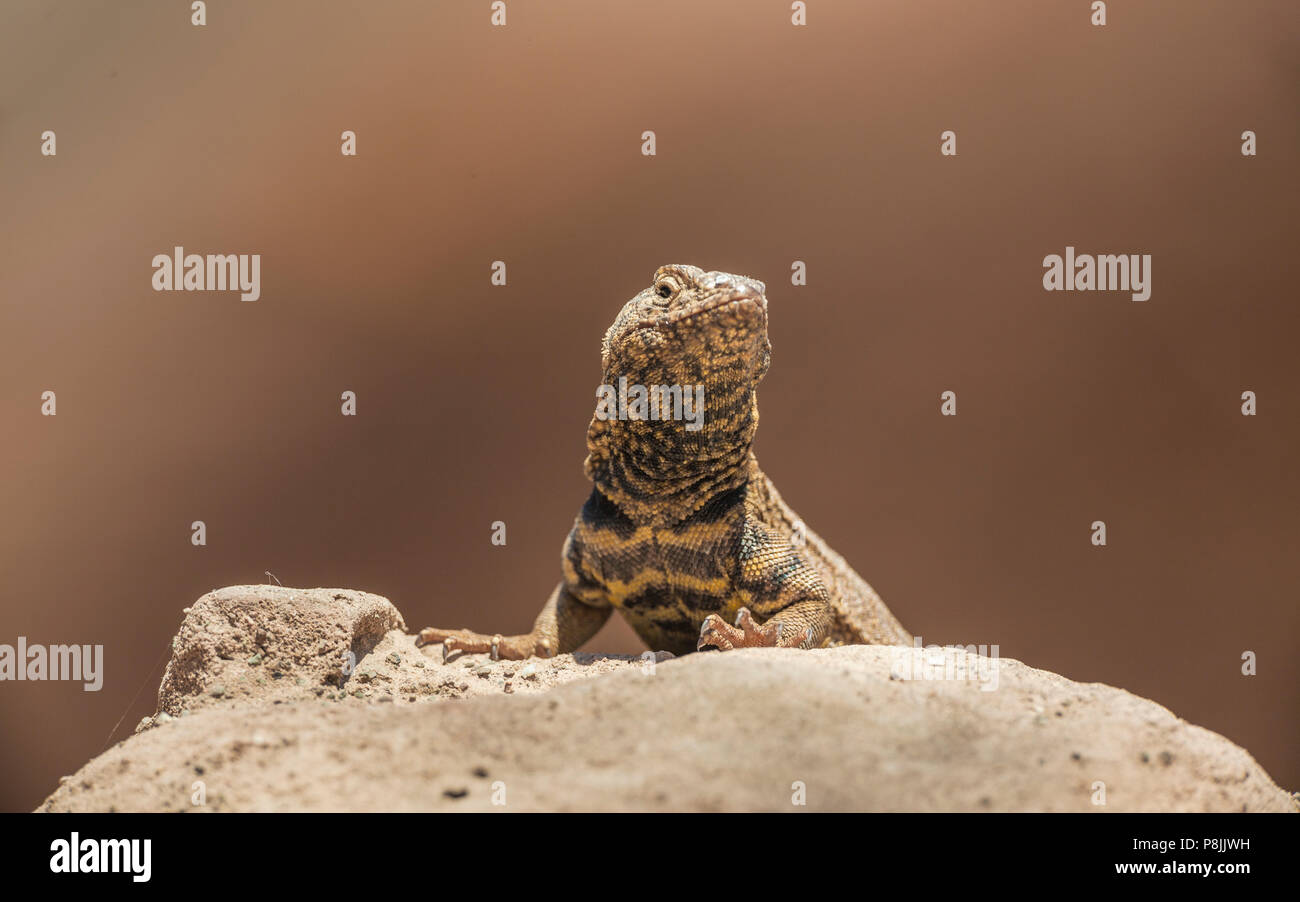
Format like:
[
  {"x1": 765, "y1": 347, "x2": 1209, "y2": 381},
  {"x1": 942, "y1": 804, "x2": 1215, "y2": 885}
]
[{"x1": 416, "y1": 264, "x2": 912, "y2": 659}]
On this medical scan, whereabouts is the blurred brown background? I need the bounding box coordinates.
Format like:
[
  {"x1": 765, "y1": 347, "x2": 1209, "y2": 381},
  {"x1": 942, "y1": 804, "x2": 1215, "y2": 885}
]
[{"x1": 1, "y1": 0, "x2": 1296, "y2": 812}]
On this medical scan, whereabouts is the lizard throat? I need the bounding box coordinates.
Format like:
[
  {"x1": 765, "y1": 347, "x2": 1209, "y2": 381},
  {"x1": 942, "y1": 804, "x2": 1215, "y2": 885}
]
[{"x1": 584, "y1": 391, "x2": 759, "y2": 524}]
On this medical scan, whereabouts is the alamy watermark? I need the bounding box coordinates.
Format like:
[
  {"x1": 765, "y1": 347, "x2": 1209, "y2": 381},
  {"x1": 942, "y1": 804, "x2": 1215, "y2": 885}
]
[
  {"x1": 151, "y1": 246, "x2": 261, "y2": 302},
  {"x1": 0, "y1": 637, "x2": 103, "y2": 691},
  {"x1": 49, "y1": 833, "x2": 150, "y2": 882},
  {"x1": 1043, "y1": 246, "x2": 1151, "y2": 302},
  {"x1": 595, "y1": 376, "x2": 705, "y2": 432},
  {"x1": 889, "y1": 636, "x2": 1001, "y2": 692}
]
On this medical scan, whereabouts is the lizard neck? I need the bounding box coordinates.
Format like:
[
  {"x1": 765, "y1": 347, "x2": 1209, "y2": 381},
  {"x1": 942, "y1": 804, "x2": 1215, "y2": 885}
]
[{"x1": 584, "y1": 386, "x2": 760, "y2": 525}]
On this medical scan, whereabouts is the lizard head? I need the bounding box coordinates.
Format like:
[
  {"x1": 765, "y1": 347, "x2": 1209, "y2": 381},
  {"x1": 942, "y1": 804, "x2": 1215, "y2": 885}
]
[
  {"x1": 599, "y1": 263, "x2": 771, "y2": 391},
  {"x1": 584, "y1": 264, "x2": 771, "y2": 519}
]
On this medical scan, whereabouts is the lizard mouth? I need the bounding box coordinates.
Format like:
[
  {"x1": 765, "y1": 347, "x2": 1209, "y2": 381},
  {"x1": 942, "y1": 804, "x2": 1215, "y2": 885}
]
[{"x1": 636, "y1": 295, "x2": 764, "y2": 331}]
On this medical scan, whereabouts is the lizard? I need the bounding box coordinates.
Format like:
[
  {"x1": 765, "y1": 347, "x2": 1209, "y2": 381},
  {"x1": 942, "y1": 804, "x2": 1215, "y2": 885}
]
[{"x1": 415, "y1": 264, "x2": 912, "y2": 659}]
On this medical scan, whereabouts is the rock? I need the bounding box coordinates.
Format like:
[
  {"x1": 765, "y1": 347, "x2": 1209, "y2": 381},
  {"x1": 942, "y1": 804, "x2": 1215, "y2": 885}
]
[
  {"x1": 154, "y1": 586, "x2": 405, "y2": 716},
  {"x1": 35, "y1": 586, "x2": 1296, "y2": 813}
]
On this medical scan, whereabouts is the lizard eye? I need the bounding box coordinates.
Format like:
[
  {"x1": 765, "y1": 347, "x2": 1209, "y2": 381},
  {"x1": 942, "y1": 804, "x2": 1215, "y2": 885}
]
[{"x1": 655, "y1": 282, "x2": 673, "y2": 300}]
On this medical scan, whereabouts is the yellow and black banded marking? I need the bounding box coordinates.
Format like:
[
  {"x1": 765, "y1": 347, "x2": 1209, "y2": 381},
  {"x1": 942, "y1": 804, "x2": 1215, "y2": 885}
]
[{"x1": 565, "y1": 482, "x2": 834, "y2": 655}]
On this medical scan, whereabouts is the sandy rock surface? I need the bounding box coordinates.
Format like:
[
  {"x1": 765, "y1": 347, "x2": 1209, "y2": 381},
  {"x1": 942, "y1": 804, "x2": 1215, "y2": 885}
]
[
  {"x1": 154, "y1": 586, "x2": 406, "y2": 716},
  {"x1": 39, "y1": 587, "x2": 1295, "y2": 812}
]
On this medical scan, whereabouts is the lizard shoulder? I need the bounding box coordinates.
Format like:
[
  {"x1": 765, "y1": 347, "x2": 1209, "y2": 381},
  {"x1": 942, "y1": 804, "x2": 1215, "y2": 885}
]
[{"x1": 564, "y1": 489, "x2": 648, "y2": 594}]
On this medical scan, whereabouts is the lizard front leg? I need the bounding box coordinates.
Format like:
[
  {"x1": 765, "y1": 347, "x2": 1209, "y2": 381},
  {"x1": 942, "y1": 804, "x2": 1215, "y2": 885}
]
[
  {"x1": 415, "y1": 582, "x2": 612, "y2": 661},
  {"x1": 697, "y1": 598, "x2": 830, "y2": 651},
  {"x1": 697, "y1": 520, "x2": 834, "y2": 652}
]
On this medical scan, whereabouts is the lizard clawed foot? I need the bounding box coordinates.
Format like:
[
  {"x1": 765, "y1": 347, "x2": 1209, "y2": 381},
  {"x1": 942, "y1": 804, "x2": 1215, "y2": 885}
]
[
  {"x1": 414, "y1": 627, "x2": 548, "y2": 662},
  {"x1": 696, "y1": 607, "x2": 812, "y2": 652}
]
